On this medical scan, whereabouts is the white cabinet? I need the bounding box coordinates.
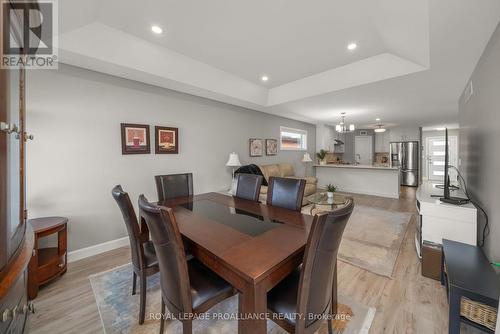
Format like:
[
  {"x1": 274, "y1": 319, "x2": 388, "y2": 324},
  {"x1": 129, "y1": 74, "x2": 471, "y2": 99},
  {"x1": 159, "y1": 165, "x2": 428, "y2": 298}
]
[
  {"x1": 316, "y1": 124, "x2": 336, "y2": 152},
  {"x1": 375, "y1": 131, "x2": 390, "y2": 152},
  {"x1": 416, "y1": 181, "x2": 477, "y2": 246}
]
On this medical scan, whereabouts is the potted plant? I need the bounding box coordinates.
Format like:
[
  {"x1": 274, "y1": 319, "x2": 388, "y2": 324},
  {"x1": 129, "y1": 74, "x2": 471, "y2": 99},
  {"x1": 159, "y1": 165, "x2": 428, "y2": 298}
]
[
  {"x1": 326, "y1": 184, "x2": 337, "y2": 198},
  {"x1": 316, "y1": 149, "x2": 328, "y2": 165}
]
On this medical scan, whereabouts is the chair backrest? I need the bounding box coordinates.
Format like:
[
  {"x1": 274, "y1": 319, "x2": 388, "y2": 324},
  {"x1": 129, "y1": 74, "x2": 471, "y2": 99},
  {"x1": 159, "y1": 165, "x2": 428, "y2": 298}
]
[
  {"x1": 111, "y1": 185, "x2": 142, "y2": 269},
  {"x1": 296, "y1": 199, "x2": 354, "y2": 330},
  {"x1": 235, "y1": 173, "x2": 263, "y2": 202},
  {"x1": 266, "y1": 176, "x2": 306, "y2": 211},
  {"x1": 138, "y1": 195, "x2": 192, "y2": 315},
  {"x1": 155, "y1": 173, "x2": 194, "y2": 201}
]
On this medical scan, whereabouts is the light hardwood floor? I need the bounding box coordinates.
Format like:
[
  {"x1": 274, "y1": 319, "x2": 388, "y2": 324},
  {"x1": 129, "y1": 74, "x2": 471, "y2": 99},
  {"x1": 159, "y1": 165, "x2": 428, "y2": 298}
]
[{"x1": 29, "y1": 188, "x2": 477, "y2": 333}]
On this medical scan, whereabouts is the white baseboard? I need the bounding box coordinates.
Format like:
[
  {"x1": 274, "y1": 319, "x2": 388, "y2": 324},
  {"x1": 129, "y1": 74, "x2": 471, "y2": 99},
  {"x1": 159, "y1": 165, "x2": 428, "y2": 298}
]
[{"x1": 68, "y1": 236, "x2": 129, "y2": 263}]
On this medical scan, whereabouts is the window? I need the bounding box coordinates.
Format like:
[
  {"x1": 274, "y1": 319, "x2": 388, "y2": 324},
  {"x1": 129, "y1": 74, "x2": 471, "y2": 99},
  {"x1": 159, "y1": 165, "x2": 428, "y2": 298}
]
[{"x1": 280, "y1": 126, "x2": 307, "y2": 151}]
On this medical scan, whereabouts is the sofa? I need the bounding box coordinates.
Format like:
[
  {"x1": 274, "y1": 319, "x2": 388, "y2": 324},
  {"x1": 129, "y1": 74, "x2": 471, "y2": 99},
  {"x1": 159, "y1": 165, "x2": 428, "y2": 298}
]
[{"x1": 258, "y1": 163, "x2": 317, "y2": 205}]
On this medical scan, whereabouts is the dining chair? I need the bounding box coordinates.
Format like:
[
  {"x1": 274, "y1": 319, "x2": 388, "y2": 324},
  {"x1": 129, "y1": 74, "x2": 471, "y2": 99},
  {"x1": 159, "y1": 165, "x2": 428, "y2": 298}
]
[
  {"x1": 111, "y1": 185, "x2": 159, "y2": 325},
  {"x1": 267, "y1": 198, "x2": 354, "y2": 334},
  {"x1": 155, "y1": 173, "x2": 194, "y2": 201},
  {"x1": 138, "y1": 195, "x2": 235, "y2": 334},
  {"x1": 235, "y1": 173, "x2": 263, "y2": 202},
  {"x1": 266, "y1": 176, "x2": 306, "y2": 211}
]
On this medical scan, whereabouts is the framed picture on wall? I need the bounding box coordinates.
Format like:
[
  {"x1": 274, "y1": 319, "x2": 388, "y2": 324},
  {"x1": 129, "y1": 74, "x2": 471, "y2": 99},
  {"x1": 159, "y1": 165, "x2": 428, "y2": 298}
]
[
  {"x1": 155, "y1": 126, "x2": 179, "y2": 154},
  {"x1": 249, "y1": 138, "x2": 263, "y2": 157},
  {"x1": 121, "y1": 123, "x2": 150, "y2": 154},
  {"x1": 266, "y1": 139, "x2": 278, "y2": 155}
]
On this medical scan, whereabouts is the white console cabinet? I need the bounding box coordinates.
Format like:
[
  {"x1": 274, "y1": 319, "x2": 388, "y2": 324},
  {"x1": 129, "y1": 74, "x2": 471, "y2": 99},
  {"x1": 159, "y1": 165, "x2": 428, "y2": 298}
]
[
  {"x1": 416, "y1": 181, "x2": 477, "y2": 250},
  {"x1": 415, "y1": 181, "x2": 477, "y2": 280}
]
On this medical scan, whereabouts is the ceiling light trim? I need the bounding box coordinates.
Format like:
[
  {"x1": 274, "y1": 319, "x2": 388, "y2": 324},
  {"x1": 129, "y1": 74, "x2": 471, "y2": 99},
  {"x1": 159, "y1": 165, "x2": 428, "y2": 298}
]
[{"x1": 347, "y1": 42, "x2": 358, "y2": 51}]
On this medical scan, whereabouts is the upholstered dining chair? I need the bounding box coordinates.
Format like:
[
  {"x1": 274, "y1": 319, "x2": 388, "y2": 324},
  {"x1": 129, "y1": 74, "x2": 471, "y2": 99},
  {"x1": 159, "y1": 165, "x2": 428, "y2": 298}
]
[
  {"x1": 154, "y1": 173, "x2": 193, "y2": 201},
  {"x1": 267, "y1": 198, "x2": 354, "y2": 334},
  {"x1": 266, "y1": 176, "x2": 306, "y2": 212},
  {"x1": 111, "y1": 185, "x2": 159, "y2": 325},
  {"x1": 138, "y1": 195, "x2": 235, "y2": 334},
  {"x1": 235, "y1": 173, "x2": 263, "y2": 202}
]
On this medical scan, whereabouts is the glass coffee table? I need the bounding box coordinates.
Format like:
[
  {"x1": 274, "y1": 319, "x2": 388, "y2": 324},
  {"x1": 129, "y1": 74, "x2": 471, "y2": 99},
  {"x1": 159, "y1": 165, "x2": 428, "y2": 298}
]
[{"x1": 306, "y1": 192, "x2": 349, "y2": 214}]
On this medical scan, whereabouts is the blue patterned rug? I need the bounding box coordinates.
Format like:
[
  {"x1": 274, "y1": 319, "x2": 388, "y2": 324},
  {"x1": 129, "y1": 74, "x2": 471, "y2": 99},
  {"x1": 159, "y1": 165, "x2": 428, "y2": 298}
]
[{"x1": 90, "y1": 264, "x2": 375, "y2": 334}]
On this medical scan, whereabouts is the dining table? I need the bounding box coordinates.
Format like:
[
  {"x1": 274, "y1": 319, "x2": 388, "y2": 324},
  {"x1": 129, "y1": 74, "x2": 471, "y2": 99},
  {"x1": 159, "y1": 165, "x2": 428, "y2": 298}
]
[{"x1": 156, "y1": 192, "x2": 344, "y2": 334}]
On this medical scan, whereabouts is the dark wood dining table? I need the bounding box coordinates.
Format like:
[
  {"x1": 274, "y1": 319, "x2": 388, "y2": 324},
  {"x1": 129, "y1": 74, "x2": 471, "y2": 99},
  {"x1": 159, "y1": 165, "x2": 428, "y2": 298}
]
[{"x1": 157, "y1": 192, "x2": 315, "y2": 334}]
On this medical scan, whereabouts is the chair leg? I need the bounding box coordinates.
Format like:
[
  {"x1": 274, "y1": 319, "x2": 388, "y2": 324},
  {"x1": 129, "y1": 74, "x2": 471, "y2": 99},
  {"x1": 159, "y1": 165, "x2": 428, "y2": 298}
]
[
  {"x1": 182, "y1": 320, "x2": 192, "y2": 334},
  {"x1": 159, "y1": 299, "x2": 165, "y2": 334},
  {"x1": 139, "y1": 273, "x2": 147, "y2": 324},
  {"x1": 328, "y1": 263, "x2": 338, "y2": 334},
  {"x1": 132, "y1": 272, "x2": 137, "y2": 295},
  {"x1": 328, "y1": 318, "x2": 333, "y2": 334}
]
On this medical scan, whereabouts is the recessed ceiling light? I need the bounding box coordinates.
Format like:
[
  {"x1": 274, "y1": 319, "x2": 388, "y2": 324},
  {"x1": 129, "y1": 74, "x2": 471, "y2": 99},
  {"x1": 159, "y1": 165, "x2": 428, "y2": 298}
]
[
  {"x1": 347, "y1": 42, "x2": 357, "y2": 51},
  {"x1": 376, "y1": 118, "x2": 381, "y2": 121},
  {"x1": 151, "y1": 25, "x2": 163, "y2": 34},
  {"x1": 261, "y1": 75, "x2": 269, "y2": 82}
]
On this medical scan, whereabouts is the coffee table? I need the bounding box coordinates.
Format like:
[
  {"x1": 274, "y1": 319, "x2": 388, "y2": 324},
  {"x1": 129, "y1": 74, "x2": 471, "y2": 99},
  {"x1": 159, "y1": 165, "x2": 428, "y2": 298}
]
[{"x1": 306, "y1": 192, "x2": 348, "y2": 214}]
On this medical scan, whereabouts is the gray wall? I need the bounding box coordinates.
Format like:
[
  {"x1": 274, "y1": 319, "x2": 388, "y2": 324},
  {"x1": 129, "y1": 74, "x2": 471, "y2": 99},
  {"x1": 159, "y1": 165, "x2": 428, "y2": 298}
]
[
  {"x1": 388, "y1": 126, "x2": 420, "y2": 142},
  {"x1": 26, "y1": 65, "x2": 316, "y2": 251},
  {"x1": 343, "y1": 129, "x2": 375, "y2": 163},
  {"x1": 458, "y1": 22, "x2": 500, "y2": 262}
]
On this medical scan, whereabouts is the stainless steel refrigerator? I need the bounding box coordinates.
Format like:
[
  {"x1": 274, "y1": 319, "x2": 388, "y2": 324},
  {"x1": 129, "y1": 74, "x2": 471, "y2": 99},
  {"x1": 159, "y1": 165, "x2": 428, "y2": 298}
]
[{"x1": 390, "y1": 141, "x2": 419, "y2": 186}]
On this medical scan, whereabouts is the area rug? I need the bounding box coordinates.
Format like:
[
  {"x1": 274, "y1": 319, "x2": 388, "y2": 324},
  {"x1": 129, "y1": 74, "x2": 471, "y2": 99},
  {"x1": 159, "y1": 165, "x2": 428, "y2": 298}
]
[
  {"x1": 303, "y1": 204, "x2": 412, "y2": 278},
  {"x1": 90, "y1": 264, "x2": 375, "y2": 334}
]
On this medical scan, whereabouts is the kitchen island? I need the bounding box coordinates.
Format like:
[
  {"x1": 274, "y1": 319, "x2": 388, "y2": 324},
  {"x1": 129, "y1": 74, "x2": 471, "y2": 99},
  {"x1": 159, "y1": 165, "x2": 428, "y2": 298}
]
[{"x1": 314, "y1": 164, "x2": 400, "y2": 198}]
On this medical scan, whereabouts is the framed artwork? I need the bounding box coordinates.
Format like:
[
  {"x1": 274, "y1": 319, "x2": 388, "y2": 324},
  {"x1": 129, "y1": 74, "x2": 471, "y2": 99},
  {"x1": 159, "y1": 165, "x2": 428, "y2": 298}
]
[
  {"x1": 266, "y1": 139, "x2": 278, "y2": 156},
  {"x1": 155, "y1": 126, "x2": 179, "y2": 154},
  {"x1": 121, "y1": 123, "x2": 150, "y2": 154},
  {"x1": 249, "y1": 138, "x2": 263, "y2": 157}
]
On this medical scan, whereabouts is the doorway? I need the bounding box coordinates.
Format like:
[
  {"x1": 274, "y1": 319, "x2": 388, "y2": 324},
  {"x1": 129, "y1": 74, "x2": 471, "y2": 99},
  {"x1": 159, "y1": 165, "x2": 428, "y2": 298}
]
[
  {"x1": 354, "y1": 136, "x2": 373, "y2": 165},
  {"x1": 425, "y1": 136, "x2": 458, "y2": 181}
]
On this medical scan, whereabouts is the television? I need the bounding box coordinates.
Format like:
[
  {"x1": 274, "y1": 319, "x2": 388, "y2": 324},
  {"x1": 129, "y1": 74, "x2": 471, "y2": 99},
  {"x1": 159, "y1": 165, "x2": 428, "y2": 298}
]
[{"x1": 438, "y1": 128, "x2": 469, "y2": 205}]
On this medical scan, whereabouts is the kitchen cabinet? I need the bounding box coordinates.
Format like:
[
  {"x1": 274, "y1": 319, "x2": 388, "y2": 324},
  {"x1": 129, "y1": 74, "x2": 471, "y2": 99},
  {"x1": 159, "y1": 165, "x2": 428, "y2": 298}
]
[
  {"x1": 316, "y1": 123, "x2": 336, "y2": 152},
  {"x1": 375, "y1": 131, "x2": 390, "y2": 152}
]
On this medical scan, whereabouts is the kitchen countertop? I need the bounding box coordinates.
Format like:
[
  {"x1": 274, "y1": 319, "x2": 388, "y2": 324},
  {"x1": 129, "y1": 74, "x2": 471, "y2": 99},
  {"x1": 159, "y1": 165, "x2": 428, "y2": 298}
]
[{"x1": 313, "y1": 164, "x2": 399, "y2": 170}]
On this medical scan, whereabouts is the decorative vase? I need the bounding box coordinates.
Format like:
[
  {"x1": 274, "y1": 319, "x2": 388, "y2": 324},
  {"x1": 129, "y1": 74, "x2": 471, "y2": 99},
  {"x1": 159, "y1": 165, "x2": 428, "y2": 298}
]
[
  {"x1": 320, "y1": 160, "x2": 327, "y2": 165},
  {"x1": 327, "y1": 191, "x2": 334, "y2": 198}
]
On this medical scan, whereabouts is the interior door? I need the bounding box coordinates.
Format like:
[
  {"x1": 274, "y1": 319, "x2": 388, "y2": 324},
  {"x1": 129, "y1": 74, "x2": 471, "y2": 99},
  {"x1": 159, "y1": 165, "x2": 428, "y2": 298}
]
[
  {"x1": 354, "y1": 136, "x2": 373, "y2": 165},
  {"x1": 426, "y1": 136, "x2": 458, "y2": 181}
]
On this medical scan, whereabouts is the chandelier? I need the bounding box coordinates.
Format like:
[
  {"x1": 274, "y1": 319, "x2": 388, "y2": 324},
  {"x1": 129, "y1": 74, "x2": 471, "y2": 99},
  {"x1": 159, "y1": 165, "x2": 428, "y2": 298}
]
[{"x1": 335, "y1": 112, "x2": 355, "y2": 133}]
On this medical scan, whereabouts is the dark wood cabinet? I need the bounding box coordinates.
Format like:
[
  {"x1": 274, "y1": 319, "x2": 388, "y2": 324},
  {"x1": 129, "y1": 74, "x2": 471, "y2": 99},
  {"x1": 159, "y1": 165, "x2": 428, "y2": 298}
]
[
  {"x1": 0, "y1": 1, "x2": 35, "y2": 333},
  {"x1": 0, "y1": 0, "x2": 27, "y2": 276}
]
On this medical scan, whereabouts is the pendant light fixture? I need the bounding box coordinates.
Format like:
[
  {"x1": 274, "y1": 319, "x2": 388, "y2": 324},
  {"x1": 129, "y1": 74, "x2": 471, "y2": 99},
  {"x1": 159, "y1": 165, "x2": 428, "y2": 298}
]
[
  {"x1": 335, "y1": 112, "x2": 355, "y2": 133},
  {"x1": 374, "y1": 118, "x2": 386, "y2": 133}
]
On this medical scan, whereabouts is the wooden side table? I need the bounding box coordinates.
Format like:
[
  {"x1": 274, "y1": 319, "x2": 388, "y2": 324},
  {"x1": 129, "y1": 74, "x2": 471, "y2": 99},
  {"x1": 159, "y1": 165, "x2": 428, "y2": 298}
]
[{"x1": 27, "y1": 217, "x2": 68, "y2": 299}]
